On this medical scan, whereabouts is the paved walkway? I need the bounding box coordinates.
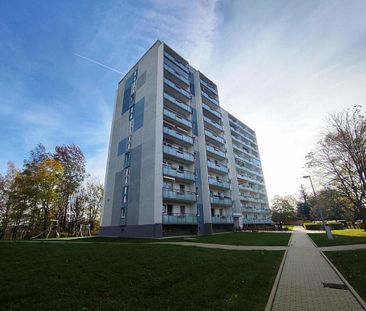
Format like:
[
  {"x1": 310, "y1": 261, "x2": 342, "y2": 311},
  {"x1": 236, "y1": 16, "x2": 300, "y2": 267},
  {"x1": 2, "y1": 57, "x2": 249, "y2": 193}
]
[
  {"x1": 271, "y1": 226, "x2": 364, "y2": 311},
  {"x1": 319, "y1": 244, "x2": 366, "y2": 252},
  {"x1": 154, "y1": 241, "x2": 288, "y2": 251}
]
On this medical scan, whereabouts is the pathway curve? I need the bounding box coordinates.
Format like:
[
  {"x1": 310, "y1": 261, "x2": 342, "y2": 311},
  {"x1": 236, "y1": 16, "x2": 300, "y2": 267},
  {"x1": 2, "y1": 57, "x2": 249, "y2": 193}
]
[{"x1": 271, "y1": 226, "x2": 364, "y2": 311}]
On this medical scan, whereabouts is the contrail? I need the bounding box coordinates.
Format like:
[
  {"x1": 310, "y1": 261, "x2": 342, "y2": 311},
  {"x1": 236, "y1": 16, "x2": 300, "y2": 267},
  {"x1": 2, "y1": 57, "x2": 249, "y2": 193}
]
[{"x1": 74, "y1": 53, "x2": 124, "y2": 74}]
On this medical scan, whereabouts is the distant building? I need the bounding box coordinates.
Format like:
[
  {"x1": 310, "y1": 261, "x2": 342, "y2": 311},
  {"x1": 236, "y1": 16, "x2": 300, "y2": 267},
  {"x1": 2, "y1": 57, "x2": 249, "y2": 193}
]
[{"x1": 100, "y1": 40, "x2": 271, "y2": 238}]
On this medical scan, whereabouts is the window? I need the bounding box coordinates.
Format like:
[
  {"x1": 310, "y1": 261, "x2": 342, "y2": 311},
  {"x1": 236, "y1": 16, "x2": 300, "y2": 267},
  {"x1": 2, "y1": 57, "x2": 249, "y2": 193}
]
[
  {"x1": 129, "y1": 106, "x2": 134, "y2": 120},
  {"x1": 122, "y1": 195, "x2": 127, "y2": 204},
  {"x1": 163, "y1": 181, "x2": 173, "y2": 189},
  {"x1": 125, "y1": 152, "x2": 130, "y2": 162},
  {"x1": 219, "y1": 209, "x2": 223, "y2": 216},
  {"x1": 178, "y1": 165, "x2": 184, "y2": 172},
  {"x1": 123, "y1": 186, "x2": 128, "y2": 195},
  {"x1": 179, "y1": 184, "x2": 185, "y2": 193},
  {"x1": 125, "y1": 167, "x2": 130, "y2": 176},
  {"x1": 124, "y1": 176, "x2": 129, "y2": 184},
  {"x1": 121, "y1": 207, "x2": 126, "y2": 218},
  {"x1": 129, "y1": 120, "x2": 134, "y2": 134},
  {"x1": 167, "y1": 205, "x2": 173, "y2": 215},
  {"x1": 180, "y1": 206, "x2": 185, "y2": 215},
  {"x1": 162, "y1": 204, "x2": 167, "y2": 214}
]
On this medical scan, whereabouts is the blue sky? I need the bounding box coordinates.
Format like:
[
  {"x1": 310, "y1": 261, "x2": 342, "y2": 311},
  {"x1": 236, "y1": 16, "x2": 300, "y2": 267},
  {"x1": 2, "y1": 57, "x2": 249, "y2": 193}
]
[{"x1": 1, "y1": 0, "x2": 366, "y2": 200}]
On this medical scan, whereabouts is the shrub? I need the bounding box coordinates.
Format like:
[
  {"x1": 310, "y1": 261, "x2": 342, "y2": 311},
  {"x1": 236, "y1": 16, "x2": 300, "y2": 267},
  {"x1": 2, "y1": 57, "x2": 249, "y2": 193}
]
[
  {"x1": 304, "y1": 222, "x2": 344, "y2": 230},
  {"x1": 304, "y1": 223, "x2": 323, "y2": 230}
]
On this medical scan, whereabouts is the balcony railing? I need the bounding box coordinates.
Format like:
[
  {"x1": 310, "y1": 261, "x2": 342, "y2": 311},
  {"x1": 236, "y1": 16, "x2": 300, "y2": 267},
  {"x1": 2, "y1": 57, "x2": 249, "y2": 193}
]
[
  {"x1": 164, "y1": 63, "x2": 190, "y2": 85},
  {"x1": 242, "y1": 219, "x2": 272, "y2": 224},
  {"x1": 163, "y1": 127, "x2": 194, "y2": 145},
  {"x1": 210, "y1": 196, "x2": 232, "y2": 206},
  {"x1": 207, "y1": 161, "x2": 229, "y2": 174},
  {"x1": 163, "y1": 145, "x2": 194, "y2": 163},
  {"x1": 234, "y1": 153, "x2": 261, "y2": 169},
  {"x1": 202, "y1": 103, "x2": 221, "y2": 118},
  {"x1": 163, "y1": 165, "x2": 195, "y2": 182},
  {"x1": 163, "y1": 93, "x2": 192, "y2": 114},
  {"x1": 236, "y1": 163, "x2": 263, "y2": 178},
  {"x1": 163, "y1": 108, "x2": 192, "y2": 129},
  {"x1": 206, "y1": 145, "x2": 226, "y2": 159},
  {"x1": 162, "y1": 213, "x2": 198, "y2": 225},
  {"x1": 164, "y1": 52, "x2": 189, "y2": 74},
  {"x1": 204, "y1": 116, "x2": 224, "y2": 131},
  {"x1": 205, "y1": 130, "x2": 225, "y2": 145},
  {"x1": 211, "y1": 215, "x2": 234, "y2": 224},
  {"x1": 200, "y1": 79, "x2": 218, "y2": 95},
  {"x1": 208, "y1": 178, "x2": 230, "y2": 190},
  {"x1": 163, "y1": 188, "x2": 196, "y2": 202},
  {"x1": 164, "y1": 78, "x2": 191, "y2": 99},
  {"x1": 201, "y1": 91, "x2": 219, "y2": 106}
]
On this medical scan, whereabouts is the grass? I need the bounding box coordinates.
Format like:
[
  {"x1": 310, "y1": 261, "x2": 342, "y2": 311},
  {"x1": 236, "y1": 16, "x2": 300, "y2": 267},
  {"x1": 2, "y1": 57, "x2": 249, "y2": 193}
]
[
  {"x1": 45, "y1": 232, "x2": 291, "y2": 246},
  {"x1": 0, "y1": 242, "x2": 283, "y2": 310},
  {"x1": 325, "y1": 250, "x2": 366, "y2": 301},
  {"x1": 308, "y1": 229, "x2": 366, "y2": 247}
]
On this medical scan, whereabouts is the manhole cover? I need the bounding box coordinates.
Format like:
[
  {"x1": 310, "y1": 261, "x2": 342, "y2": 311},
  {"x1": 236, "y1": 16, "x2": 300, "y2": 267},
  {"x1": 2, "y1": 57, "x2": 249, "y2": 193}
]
[{"x1": 322, "y1": 282, "x2": 348, "y2": 290}]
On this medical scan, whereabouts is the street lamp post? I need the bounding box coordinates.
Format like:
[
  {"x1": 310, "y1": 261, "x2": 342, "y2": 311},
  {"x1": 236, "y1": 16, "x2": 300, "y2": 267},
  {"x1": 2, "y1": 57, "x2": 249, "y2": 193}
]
[{"x1": 303, "y1": 175, "x2": 333, "y2": 240}]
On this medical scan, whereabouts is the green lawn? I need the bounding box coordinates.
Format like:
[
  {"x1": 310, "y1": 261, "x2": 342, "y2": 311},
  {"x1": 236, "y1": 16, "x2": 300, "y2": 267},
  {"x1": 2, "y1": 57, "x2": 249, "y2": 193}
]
[
  {"x1": 52, "y1": 232, "x2": 290, "y2": 246},
  {"x1": 325, "y1": 250, "x2": 366, "y2": 301},
  {"x1": 308, "y1": 229, "x2": 366, "y2": 247},
  {"x1": 0, "y1": 242, "x2": 283, "y2": 310}
]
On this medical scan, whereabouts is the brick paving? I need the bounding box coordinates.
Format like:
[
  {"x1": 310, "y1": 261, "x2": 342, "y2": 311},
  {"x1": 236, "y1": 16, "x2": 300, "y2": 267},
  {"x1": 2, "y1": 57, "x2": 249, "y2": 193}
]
[{"x1": 271, "y1": 226, "x2": 364, "y2": 311}]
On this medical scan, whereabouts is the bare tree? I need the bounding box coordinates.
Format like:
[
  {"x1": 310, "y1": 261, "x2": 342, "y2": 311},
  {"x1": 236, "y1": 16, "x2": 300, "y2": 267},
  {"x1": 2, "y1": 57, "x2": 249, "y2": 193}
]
[{"x1": 307, "y1": 106, "x2": 366, "y2": 229}]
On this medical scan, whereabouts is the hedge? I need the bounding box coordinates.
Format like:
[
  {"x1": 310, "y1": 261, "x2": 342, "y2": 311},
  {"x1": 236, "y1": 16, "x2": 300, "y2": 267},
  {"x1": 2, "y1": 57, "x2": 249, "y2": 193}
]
[{"x1": 303, "y1": 222, "x2": 344, "y2": 230}]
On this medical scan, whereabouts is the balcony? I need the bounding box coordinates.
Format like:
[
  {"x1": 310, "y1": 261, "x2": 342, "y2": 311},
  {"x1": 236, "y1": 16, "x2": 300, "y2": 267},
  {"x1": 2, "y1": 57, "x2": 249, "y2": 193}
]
[
  {"x1": 164, "y1": 63, "x2": 190, "y2": 86},
  {"x1": 205, "y1": 130, "x2": 225, "y2": 146},
  {"x1": 208, "y1": 177, "x2": 230, "y2": 190},
  {"x1": 200, "y1": 79, "x2": 218, "y2": 95},
  {"x1": 163, "y1": 145, "x2": 194, "y2": 164},
  {"x1": 207, "y1": 161, "x2": 229, "y2": 174},
  {"x1": 163, "y1": 92, "x2": 192, "y2": 115},
  {"x1": 206, "y1": 145, "x2": 226, "y2": 160},
  {"x1": 163, "y1": 188, "x2": 196, "y2": 203},
  {"x1": 234, "y1": 153, "x2": 261, "y2": 169},
  {"x1": 163, "y1": 213, "x2": 198, "y2": 225},
  {"x1": 201, "y1": 91, "x2": 219, "y2": 106},
  {"x1": 204, "y1": 116, "x2": 223, "y2": 132},
  {"x1": 164, "y1": 52, "x2": 189, "y2": 74},
  {"x1": 202, "y1": 103, "x2": 221, "y2": 119},
  {"x1": 163, "y1": 165, "x2": 195, "y2": 182},
  {"x1": 210, "y1": 196, "x2": 232, "y2": 206},
  {"x1": 236, "y1": 163, "x2": 263, "y2": 178},
  {"x1": 211, "y1": 215, "x2": 234, "y2": 224},
  {"x1": 164, "y1": 78, "x2": 191, "y2": 101},
  {"x1": 163, "y1": 108, "x2": 192, "y2": 130},
  {"x1": 163, "y1": 126, "x2": 194, "y2": 146},
  {"x1": 236, "y1": 173, "x2": 264, "y2": 185},
  {"x1": 242, "y1": 219, "x2": 272, "y2": 225}
]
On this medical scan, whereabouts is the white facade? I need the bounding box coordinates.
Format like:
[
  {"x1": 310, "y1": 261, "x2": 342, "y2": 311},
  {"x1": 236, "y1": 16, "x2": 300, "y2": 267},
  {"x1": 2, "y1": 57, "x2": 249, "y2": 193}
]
[{"x1": 100, "y1": 41, "x2": 271, "y2": 238}]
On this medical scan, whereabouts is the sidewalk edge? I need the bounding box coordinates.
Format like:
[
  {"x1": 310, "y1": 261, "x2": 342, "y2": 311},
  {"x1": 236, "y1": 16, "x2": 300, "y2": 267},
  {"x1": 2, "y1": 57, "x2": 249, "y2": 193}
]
[
  {"x1": 265, "y1": 249, "x2": 288, "y2": 311},
  {"x1": 321, "y1": 251, "x2": 366, "y2": 310}
]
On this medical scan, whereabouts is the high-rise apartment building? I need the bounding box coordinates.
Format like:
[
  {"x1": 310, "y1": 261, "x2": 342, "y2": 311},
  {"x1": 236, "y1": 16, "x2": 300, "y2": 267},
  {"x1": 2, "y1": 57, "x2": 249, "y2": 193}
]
[{"x1": 100, "y1": 41, "x2": 271, "y2": 238}]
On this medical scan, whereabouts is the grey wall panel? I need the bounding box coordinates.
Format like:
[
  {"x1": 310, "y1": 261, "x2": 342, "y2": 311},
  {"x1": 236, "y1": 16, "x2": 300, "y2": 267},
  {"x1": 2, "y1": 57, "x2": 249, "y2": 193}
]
[{"x1": 111, "y1": 170, "x2": 124, "y2": 226}]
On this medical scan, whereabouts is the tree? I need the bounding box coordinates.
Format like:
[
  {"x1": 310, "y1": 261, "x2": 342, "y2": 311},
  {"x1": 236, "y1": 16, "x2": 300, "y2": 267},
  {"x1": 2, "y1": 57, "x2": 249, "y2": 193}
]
[
  {"x1": 85, "y1": 180, "x2": 103, "y2": 233},
  {"x1": 297, "y1": 185, "x2": 311, "y2": 220},
  {"x1": 271, "y1": 195, "x2": 297, "y2": 224},
  {"x1": 307, "y1": 106, "x2": 366, "y2": 229},
  {"x1": 53, "y1": 144, "x2": 87, "y2": 230}
]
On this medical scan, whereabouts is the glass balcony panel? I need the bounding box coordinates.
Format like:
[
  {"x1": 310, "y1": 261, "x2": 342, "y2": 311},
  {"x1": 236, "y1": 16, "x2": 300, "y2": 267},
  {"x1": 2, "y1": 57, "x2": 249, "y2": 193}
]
[
  {"x1": 164, "y1": 63, "x2": 190, "y2": 86},
  {"x1": 210, "y1": 196, "x2": 232, "y2": 206},
  {"x1": 211, "y1": 215, "x2": 234, "y2": 224},
  {"x1": 201, "y1": 91, "x2": 219, "y2": 106},
  {"x1": 208, "y1": 178, "x2": 230, "y2": 189},
  {"x1": 164, "y1": 78, "x2": 191, "y2": 100},
  {"x1": 207, "y1": 161, "x2": 229, "y2": 174},
  {"x1": 163, "y1": 145, "x2": 194, "y2": 163},
  {"x1": 162, "y1": 213, "x2": 198, "y2": 224},
  {"x1": 205, "y1": 130, "x2": 225, "y2": 145},
  {"x1": 163, "y1": 108, "x2": 192, "y2": 129},
  {"x1": 204, "y1": 116, "x2": 223, "y2": 131},
  {"x1": 163, "y1": 165, "x2": 195, "y2": 181},
  {"x1": 206, "y1": 145, "x2": 226, "y2": 159},
  {"x1": 200, "y1": 79, "x2": 218, "y2": 95},
  {"x1": 202, "y1": 103, "x2": 221, "y2": 119},
  {"x1": 162, "y1": 188, "x2": 197, "y2": 202},
  {"x1": 163, "y1": 127, "x2": 194, "y2": 145},
  {"x1": 163, "y1": 92, "x2": 192, "y2": 114},
  {"x1": 164, "y1": 52, "x2": 189, "y2": 74}
]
